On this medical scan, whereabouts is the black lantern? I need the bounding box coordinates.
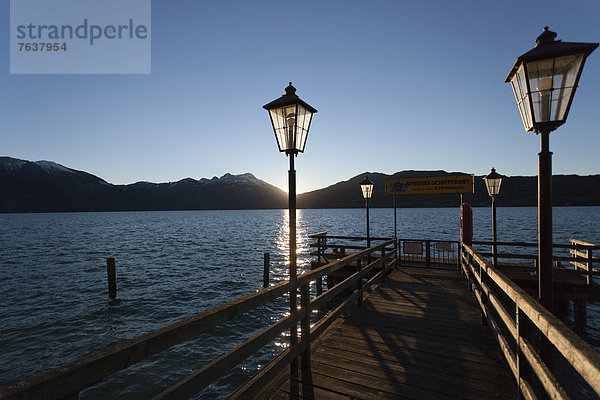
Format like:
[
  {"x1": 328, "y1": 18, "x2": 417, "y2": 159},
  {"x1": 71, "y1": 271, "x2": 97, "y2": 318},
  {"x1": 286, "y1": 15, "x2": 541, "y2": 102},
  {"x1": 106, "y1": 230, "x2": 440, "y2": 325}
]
[
  {"x1": 263, "y1": 82, "x2": 318, "y2": 155},
  {"x1": 360, "y1": 176, "x2": 374, "y2": 247},
  {"x1": 483, "y1": 168, "x2": 503, "y2": 267},
  {"x1": 506, "y1": 27, "x2": 598, "y2": 133},
  {"x1": 483, "y1": 168, "x2": 503, "y2": 197},
  {"x1": 360, "y1": 176, "x2": 374, "y2": 199}
]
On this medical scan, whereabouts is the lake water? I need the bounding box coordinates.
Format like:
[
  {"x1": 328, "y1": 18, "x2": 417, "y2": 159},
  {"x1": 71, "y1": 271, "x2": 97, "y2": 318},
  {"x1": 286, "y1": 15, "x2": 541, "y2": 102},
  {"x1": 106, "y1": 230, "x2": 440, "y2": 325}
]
[{"x1": 1, "y1": 207, "x2": 598, "y2": 398}]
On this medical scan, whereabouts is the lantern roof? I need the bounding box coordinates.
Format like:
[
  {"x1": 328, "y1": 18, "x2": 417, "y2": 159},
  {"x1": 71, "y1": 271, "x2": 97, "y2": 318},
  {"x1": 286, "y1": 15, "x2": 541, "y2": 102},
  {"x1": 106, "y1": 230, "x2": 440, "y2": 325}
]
[
  {"x1": 505, "y1": 27, "x2": 598, "y2": 83},
  {"x1": 484, "y1": 167, "x2": 503, "y2": 181},
  {"x1": 360, "y1": 176, "x2": 374, "y2": 186},
  {"x1": 263, "y1": 82, "x2": 318, "y2": 113}
]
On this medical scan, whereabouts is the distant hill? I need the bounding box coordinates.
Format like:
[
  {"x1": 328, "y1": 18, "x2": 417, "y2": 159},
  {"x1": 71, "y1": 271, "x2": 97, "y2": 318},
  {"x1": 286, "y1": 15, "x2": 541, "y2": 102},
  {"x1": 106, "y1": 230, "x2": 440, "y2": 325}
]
[
  {"x1": 1, "y1": 157, "x2": 598, "y2": 212},
  {"x1": 297, "y1": 170, "x2": 600, "y2": 208},
  {"x1": 0, "y1": 157, "x2": 287, "y2": 212}
]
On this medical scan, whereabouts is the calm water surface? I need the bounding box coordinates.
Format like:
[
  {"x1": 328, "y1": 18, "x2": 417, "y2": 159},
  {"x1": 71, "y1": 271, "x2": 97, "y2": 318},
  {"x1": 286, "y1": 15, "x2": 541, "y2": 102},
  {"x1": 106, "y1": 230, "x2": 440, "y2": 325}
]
[{"x1": 1, "y1": 207, "x2": 598, "y2": 398}]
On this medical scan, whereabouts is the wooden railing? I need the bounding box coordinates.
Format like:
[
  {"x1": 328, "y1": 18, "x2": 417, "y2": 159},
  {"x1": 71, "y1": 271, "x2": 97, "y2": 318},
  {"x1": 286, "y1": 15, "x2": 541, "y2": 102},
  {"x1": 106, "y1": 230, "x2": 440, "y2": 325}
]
[
  {"x1": 461, "y1": 243, "x2": 600, "y2": 399},
  {"x1": 308, "y1": 232, "x2": 392, "y2": 262},
  {"x1": 397, "y1": 238, "x2": 460, "y2": 269},
  {"x1": 470, "y1": 239, "x2": 599, "y2": 292},
  {"x1": 309, "y1": 233, "x2": 460, "y2": 270},
  {"x1": 0, "y1": 238, "x2": 396, "y2": 400},
  {"x1": 569, "y1": 239, "x2": 599, "y2": 286}
]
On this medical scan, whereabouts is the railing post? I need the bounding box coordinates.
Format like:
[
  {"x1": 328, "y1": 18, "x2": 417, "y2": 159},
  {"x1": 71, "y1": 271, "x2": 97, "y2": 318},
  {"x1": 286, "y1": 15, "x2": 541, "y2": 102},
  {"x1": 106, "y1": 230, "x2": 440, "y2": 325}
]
[
  {"x1": 516, "y1": 305, "x2": 532, "y2": 399},
  {"x1": 398, "y1": 239, "x2": 402, "y2": 267},
  {"x1": 586, "y1": 248, "x2": 593, "y2": 286},
  {"x1": 263, "y1": 252, "x2": 270, "y2": 289},
  {"x1": 107, "y1": 258, "x2": 117, "y2": 299},
  {"x1": 456, "y1": 242, "x2": 460, "y2": 271},
  {"x1": 300, "y1": 283, "x2": 311, "y2": 374},
  {"x1": 480, "y1": 260, "x2": 488, "y2": 326},
  {"x1": 381, "y1": 247, "x2": 387, "y2": 283},
  {"x1": 425, "y1": 240, "x2": 431, "y2": 268},
  {"x1": 467, "y1": 251, "x2": 473, "y2": 292},
  {"x1": 516, "y1": 305, "x2": 522, "y2": 396},
  {"x1": 357, "y1": 257, "x2": 363, "y2": 307},
  {"x1": 316, "y1": 235, "x2": 325, "y2": 296},
  {"x1": 318, "y1": 235, "x2": 326, "y2": 264}
]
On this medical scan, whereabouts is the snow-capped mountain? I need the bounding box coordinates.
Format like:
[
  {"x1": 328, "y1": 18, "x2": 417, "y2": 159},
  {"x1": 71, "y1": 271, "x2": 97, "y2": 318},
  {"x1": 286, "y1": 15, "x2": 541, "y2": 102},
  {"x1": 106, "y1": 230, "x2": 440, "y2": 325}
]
[{"x1": 0, "y1": 157, "x2": 286, "y2": 212}]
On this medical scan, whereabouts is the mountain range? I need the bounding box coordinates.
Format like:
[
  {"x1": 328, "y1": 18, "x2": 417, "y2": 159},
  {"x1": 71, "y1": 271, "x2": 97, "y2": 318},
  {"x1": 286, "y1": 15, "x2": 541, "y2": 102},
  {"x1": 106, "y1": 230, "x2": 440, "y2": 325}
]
[
  {"x1": 302, "y1": 170, "x2": 600, "y2": 208},
  {"x1": 1, "y1": 157, "x2": 599, "y2": 213},
  {"x1": 0, "y1": 157, "x2": 286, "y2": 212}
]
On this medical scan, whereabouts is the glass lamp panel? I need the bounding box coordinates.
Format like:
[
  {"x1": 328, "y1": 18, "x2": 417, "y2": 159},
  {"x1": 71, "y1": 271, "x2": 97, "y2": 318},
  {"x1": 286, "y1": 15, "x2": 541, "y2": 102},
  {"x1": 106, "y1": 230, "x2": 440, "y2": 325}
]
[
  {"x1": 269, "y1": 105, "x2": 297, "y2": 152},
  {"x1": 555, "y1": 54, "x2": 584, "y2": 121},
  {"x1": 510, "y1": 65, "x2": 533, "y2": 130},
  {"x1": 526, "y1": 53, "x2": 584, "y2": 125},
  {"x1": 485, "y1": 178, "x2": 502, "y2": 196},
  {"x1": 295, "y1": 104, "x2": 313, "y2": 153},
  {"x1": 361, "y1": 183, "x2": 374, "y2": 199},
  {"x1": 526, "y1": 58, "x2": 555, "y2": 124}
]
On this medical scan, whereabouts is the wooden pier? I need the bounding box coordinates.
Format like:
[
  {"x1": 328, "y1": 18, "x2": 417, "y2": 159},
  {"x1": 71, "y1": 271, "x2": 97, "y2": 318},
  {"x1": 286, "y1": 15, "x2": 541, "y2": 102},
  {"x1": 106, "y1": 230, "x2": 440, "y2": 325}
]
[
  {"x1": 1, "y1": 233, "x2": 599, "y2": 399},
  {"x1": 259, "y1": 267, "x2": 517, "y2": 399}
]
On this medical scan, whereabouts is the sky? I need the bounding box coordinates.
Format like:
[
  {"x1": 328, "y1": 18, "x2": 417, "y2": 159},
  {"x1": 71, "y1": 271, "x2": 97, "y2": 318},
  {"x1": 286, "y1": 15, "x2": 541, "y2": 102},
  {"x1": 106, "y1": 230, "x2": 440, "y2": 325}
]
[{"x1": 1, "y1": 0, "x2": 599, "y2": 193}]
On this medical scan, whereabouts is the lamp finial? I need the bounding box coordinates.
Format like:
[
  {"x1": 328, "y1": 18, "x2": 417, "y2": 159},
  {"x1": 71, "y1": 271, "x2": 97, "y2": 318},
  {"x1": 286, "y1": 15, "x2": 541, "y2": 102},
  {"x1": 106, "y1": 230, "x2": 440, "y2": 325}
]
[
  {"x1": 536, "y1": 27, "x2": 557, "y2": 46},
  {"x1": 285, "y1": 82, "x2": 296, "y2": 95}
]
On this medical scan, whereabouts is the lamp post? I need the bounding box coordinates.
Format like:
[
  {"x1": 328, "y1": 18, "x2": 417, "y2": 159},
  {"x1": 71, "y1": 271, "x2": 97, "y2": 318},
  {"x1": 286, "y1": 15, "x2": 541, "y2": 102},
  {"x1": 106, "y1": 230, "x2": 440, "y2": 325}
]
[
  {"x1": 263, "y1": 82, "x2": 317, "y2": 375},
  {"x1": 483, "y1": 168, "x2": 503, "y2": 267},
  {"x1": 505, "y1": 27, "x2": 597, "y2": 312},
  {"x1": 506, "y1": 28, "x2": 597, "y2": 373},
  {"x1": 360, "y1": 176, "x2": 374, "y2": 247}
]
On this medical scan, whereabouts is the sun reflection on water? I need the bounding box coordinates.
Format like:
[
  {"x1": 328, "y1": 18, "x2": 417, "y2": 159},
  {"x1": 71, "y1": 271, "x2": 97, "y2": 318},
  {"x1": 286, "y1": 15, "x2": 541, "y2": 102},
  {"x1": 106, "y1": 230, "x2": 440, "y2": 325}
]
[{"x1": 273, "y1": 209, "x2": 311, "y2": 282}]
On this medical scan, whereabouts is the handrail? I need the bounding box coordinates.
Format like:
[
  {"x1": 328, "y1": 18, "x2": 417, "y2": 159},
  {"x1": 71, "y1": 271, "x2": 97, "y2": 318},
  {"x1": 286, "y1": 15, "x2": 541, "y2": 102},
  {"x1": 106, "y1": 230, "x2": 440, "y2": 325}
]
[
  {"x1": 570, "y1": 238, "x2": 599, "y2": 247},
  {"x1": 1, "y1": 238, "x2": 396, "y2": 400},
  {"x1": 461, "y1": 243, "x2": 600, "y2": 398},
  {"x1": 398, "y1": 238, "x2": 461, "y2": 243},
  {"x1": 308, "y1": 232, "x2": 392, "y2": 241},
  {"x1": 471, "y1": 240, "x2": 600, "y2": 250},
  {"x1": 308, "y1": 231, "x2": 327, "y2": 238}
]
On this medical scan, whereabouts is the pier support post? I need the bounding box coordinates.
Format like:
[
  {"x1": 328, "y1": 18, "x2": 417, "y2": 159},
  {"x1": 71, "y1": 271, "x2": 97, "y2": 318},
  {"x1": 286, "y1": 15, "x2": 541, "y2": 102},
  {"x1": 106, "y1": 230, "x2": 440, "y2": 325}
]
[
  {"x1": 263, "y1": 252, "x2": 270, "y2": 288},
  {"x1": 106, "y1": 258, "x2": 117, "y2": 299}
]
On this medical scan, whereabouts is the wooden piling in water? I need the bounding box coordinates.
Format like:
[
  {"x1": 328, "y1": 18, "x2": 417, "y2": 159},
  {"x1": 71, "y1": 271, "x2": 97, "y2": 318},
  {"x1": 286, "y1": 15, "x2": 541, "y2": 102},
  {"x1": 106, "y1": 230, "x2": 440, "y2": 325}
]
[
  {"x1": 263, "y1": 253, "x2": 270, "y2": 288},
  {"x1": 107, "y1": 258, "x2": 117, "y2": 299}
]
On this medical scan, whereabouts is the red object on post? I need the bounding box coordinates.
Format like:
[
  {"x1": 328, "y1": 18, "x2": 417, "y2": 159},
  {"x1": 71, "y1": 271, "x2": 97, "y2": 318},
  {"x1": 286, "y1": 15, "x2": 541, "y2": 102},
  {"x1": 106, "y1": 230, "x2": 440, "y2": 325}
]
[{"x1": 460, "y1": 203, "x2": 473, "y2": 245}]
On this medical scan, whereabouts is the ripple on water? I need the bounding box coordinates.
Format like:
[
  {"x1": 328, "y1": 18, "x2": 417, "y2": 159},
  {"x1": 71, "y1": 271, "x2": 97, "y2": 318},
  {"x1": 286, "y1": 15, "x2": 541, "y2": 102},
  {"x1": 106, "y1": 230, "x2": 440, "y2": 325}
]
[{"x1": 0, "y1": 208, "x2": 598, "y2": 397}]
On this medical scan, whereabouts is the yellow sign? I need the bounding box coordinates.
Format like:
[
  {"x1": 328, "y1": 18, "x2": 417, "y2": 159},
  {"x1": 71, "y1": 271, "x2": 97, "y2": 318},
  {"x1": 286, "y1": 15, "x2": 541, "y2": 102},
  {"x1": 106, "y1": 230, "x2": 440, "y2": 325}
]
[{"x1": 386, "y1": 175, "x2": 474, "y2": 195}]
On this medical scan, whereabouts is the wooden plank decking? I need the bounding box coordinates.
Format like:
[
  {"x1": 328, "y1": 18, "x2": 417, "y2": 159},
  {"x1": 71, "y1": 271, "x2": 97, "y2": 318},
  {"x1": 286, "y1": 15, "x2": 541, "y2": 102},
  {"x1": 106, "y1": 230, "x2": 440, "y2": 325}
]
[{"x1": 261, "y1": 267, "x2": 518, "y2": 399}]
